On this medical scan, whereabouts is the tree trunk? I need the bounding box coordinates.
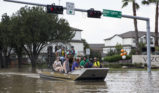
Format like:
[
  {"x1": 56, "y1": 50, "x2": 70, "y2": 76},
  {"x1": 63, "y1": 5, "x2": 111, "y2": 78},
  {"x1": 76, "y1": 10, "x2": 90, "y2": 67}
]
[
  {"x1": 17, "y1": 52, "x2": 22, "y2": 68},
  {"x1": 3, "y1": 52, "x2": 6, "y2": 68},
  {"x1": 16, "y1": 46, "x2": 23, "y2": 68},
  {"x1": 5, "y1": 56, "x2": 10, "y2": 68},
  {"x1": 31, "y1": 56, "x2": 37, "y2": 68},
  {"x1": 133, "y1": 1, "x2": 139, "y2": 54},
  {"x1": 155, "y1": 2, "x2": 159, "y2": 48},
  {"x1": 0, "y1": 48, "x2": 3, "y2": 68}
]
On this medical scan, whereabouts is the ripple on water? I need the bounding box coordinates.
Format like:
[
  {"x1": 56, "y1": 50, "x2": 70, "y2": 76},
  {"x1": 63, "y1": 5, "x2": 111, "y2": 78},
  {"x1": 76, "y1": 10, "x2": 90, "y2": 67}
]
[{"x1": 1, "y1": 70, "x2": 159, "y2": 93}]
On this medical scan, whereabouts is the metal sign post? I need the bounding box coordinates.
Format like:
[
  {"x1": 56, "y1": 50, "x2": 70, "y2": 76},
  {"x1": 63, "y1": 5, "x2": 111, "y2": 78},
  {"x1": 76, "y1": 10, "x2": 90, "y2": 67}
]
[
  {"x1": 3, "y1": 0, "x2": 151, "y2": 73},
  {"x1": 122, "y1": 15, "x2": 151, "y2": 73}
]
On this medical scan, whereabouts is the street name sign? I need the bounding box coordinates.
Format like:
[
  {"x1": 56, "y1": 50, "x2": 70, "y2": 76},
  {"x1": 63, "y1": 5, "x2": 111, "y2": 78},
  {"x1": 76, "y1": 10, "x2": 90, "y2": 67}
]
[
  {"x1": 66, "y1": 2, "x2": 75, "y2": 15},
  {"x1": 103, "y1": 9, "x2": 122, "y2": 18}
]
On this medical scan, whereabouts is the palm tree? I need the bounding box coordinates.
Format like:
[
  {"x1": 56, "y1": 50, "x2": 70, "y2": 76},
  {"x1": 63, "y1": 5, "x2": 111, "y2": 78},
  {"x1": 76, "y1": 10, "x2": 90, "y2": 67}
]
[
  {"x1": 122, "y1": 0, "x2": 140, "y2": 54},
  {"x1": 142, "y1": 0, "x2": 159, "y2": 49}
]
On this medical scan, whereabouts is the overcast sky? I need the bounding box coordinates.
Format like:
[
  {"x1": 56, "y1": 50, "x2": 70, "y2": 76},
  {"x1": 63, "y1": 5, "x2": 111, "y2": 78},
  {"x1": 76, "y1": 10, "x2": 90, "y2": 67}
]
[{"x1": 0, "y1": 0, "x2": 157, "y2": 44}]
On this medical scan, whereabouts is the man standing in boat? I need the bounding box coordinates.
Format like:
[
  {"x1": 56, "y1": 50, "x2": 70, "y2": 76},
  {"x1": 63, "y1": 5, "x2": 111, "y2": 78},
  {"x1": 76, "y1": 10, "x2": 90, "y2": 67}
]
[
  {"x1": 67, "y1": 46, "x2": 75, "y2": 71},
  {"x1": 63, "y1": 57, "x2": 70, "y2": 73}
]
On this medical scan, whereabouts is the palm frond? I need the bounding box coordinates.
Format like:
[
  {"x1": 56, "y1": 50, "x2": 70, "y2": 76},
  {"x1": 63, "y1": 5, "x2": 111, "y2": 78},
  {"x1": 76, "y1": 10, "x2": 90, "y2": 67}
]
[
  {"x1": 122, "y1": 2, "x2": 128, "y2": 8},
  {"x1": 142, "y1": 0, "x2": 150, "y2": 5},
  {"x1": 135, "y1": 3, "x2": 140, "y2": 9},
  {"x1": 122, "y1": 0, "x2": 129, "y2": 2},
  {"x1": 150, "y1": 0, "x2": 159, "y2": 3}
]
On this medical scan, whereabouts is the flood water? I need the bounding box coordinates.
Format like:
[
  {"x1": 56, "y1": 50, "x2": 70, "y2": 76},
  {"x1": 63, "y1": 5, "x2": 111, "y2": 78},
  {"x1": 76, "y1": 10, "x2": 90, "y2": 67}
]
[{"x1": 0, "y1": 67, "x2": 159, "y2": 93}]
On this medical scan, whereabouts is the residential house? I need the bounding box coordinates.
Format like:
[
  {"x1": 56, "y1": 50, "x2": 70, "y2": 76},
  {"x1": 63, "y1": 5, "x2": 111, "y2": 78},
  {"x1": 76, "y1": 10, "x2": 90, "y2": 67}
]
[
  {"x1": 103, "y1": 31, "x2": 157, "y2": 54},
  {"x1": 41, "y1": 27, "x2": 84, "y2": 56}
]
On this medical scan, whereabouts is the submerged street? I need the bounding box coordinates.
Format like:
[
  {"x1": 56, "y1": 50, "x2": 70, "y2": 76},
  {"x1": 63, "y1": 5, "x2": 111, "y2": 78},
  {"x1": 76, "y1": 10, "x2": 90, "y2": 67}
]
[{"x1": 0, "y1": 68, "x2": 159, "y2": 93}]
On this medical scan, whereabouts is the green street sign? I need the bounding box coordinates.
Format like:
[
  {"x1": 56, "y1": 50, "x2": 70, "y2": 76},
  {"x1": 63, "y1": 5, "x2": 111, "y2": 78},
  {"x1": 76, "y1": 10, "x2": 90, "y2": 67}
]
[{"x1": 103, "y1": 9, "x2": 122, "y2": 18}]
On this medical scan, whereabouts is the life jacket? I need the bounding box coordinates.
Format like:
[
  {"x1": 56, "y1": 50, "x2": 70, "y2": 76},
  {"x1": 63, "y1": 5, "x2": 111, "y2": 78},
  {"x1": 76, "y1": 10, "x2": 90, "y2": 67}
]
[{"x1": 61, "y1": 50, "x2": 65, "y2": 56}]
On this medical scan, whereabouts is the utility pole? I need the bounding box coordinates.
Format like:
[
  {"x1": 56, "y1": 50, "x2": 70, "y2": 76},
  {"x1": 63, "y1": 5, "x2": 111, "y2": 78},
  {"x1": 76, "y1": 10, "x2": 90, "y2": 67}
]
[{"x1": 3, "y1": 0, "x2": 151, "y2": 73}]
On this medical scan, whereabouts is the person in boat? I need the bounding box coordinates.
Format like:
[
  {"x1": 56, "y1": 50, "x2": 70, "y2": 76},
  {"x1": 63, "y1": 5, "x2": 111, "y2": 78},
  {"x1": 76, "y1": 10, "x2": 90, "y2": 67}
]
[
  {"x1": 55, "y1": 46, "x2": 61, "y2": 57},
  {"x1": 60, "y1": 47, "x2": 66, "y2": 64},
  {"x1": 84, "y1": 58, "x2": 93, "y2": 68},
  {"x1": 63, "y1": 57, "x2": 70, "y2": 73},
  {"x1": 93, "y1": 57, "x2": 101, "y2": 68},
  {"x1": 53, "y1": 56, "x2": 63, "y2": 72},
  {"x1": 80, "y1": 57, "x2": 88, "y2": 68},
  {"x1": 67, "y1": 46, "x2": 76, "y2": 71},
  {"x1": 71, "y1": 57, "x2": 81, "y2": 71}
]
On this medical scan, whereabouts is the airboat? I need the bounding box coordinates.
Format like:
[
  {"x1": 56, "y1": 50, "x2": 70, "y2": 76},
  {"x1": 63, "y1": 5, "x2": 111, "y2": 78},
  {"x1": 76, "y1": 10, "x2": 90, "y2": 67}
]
[{"x1": 39, "y1": 68, "x2": 109, "y2": 81}]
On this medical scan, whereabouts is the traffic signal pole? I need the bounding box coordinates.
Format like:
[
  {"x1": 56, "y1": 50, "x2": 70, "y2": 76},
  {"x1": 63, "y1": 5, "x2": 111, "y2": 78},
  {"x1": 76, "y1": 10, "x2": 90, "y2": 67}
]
[
  {"x1": 3, "y1": 0, "x2": 151, "y2": 73},
  {"x1": 122, "y1": 15, "x2": 151, "y2": 73}
]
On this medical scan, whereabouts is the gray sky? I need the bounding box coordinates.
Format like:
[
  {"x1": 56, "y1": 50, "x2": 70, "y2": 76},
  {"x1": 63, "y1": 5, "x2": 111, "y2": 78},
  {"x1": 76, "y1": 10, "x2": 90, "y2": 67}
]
[{"x1": 0, "y1": 0, "x2": 157, "y2": 43}]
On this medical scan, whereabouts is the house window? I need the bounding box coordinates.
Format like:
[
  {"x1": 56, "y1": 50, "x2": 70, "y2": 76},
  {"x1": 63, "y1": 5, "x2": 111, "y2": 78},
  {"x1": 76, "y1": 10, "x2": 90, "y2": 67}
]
[
  {"x1": 133, "y1": 39, "x2": 136, "y2": 43},
  {"x1": 150, "y1": 38, "x2": 153, "y2": 44},
  {"x1": 140, "y1": 38, "x2": 144, "y2": 43}
]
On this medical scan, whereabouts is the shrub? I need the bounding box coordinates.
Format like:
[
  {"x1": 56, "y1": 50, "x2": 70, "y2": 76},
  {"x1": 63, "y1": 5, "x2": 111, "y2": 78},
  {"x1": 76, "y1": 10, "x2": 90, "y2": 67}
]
[
  {"x1": 104, "y1": 55, "x2": 122, "y2": 62},
  {"x1": 103, "y1": 63, "x2": 143, "y2": 68},
  {"x1": 104, "y1": 55, "x2": 132, "y2": 62},
  {"x1": 126, "y1": 55, "x2": 132, "y2": 60},
  {"x1": 106, "y1": 49, "x2": 116, "y2": 56}
]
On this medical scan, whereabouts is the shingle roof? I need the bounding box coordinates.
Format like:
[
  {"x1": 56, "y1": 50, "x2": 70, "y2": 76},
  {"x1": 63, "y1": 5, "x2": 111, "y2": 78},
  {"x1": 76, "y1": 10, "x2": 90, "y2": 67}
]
[
  {"x1": 104, "y1": 31, "x2": 157, "y2": 40},
  {"x1": 89, "y1": 44, "x2": 105, "y2": 49}
]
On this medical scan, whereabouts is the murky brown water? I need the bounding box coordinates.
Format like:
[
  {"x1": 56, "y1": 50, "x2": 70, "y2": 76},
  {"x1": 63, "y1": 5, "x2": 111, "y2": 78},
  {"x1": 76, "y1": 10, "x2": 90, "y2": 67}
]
[{"x1": 0, "y1": 67, "x2": 159, "y2": 93}]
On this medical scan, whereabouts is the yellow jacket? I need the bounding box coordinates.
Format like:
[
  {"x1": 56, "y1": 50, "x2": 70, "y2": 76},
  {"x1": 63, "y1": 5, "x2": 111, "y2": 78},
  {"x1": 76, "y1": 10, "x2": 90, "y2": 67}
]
[{"x1": 93, "y1": 61, "x2": 100, "y2": 68}]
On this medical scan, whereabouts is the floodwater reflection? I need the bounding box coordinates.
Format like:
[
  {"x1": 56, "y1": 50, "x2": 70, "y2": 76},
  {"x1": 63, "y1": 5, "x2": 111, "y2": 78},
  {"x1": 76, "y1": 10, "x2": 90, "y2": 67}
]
[{"x1": 0, "y1": 68, "x2": 159, "y2": 93}]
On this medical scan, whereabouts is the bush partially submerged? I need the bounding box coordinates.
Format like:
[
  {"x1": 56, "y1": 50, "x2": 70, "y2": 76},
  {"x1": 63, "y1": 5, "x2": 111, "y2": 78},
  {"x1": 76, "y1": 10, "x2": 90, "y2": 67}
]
[{"x1": 104, "y1": 55, "x2": 132, "y2": 62}]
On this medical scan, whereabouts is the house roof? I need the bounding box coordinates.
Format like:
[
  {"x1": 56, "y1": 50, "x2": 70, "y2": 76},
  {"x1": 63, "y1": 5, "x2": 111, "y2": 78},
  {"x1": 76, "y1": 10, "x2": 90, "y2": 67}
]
[
  {"x1": 104, "y1": 31, "x2": 157, "y2": 40},
  {"x1": 71, "y1": 27, "x2": 83, "y2": 31},
  {"x1": 89, "y1": 44, "x2": 105, "y2": 49}
]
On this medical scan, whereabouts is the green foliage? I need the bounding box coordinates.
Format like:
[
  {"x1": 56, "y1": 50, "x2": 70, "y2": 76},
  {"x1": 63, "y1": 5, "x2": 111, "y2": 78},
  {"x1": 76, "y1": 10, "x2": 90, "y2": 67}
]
[
  {"x1": 104, "y1": 55, "x2": 131, "y2": 62},
  {"x1": 106, "y1": 49, "x2": 116, "y2": 56},
  {"x1": 90, "y1": 49, "x2": 101, "y2": 60},
  {"x1": 126, "y1": 55, "x2": 132, "y2": 59},
  {"x1": 104, "y1": 55, "x2": 122, "y2": 62},
  {"x1": 103, "y1": 63, "x2": 143, "y2": 68},
  {"x1": 122, "y1": 0, "x2": 140, "y2": 9},
  {"x1": 115, "y1": 43, "x2": 123, "y2": 54},
  {"x1": 82, "y1": 39, "x2": 90, "y2": 53},
  {"x1": 139, "y1": 42, "x2": 146, "y2": 53},
  {"x1": 0, "y1": 6, "x2": 74, "y2": 68},
  {"x1": 106, "y1": 44, "x2": 123, "y2": 56},
  {"x1": 155, "y1": 46, "x2": 159, "y2": 51},
  {"x1": 142, "y1": 0, "x2": 159, "y2": 5}
]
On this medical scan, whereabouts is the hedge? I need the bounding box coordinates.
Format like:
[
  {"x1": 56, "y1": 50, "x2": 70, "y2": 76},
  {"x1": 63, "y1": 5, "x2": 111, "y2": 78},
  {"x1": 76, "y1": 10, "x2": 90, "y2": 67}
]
[
  {"x1": 103, "y1": 63, "x2": 143, "y2": 68},
  {"x1": 104, "y1": 55, "x2": 132, "y2": 62}
]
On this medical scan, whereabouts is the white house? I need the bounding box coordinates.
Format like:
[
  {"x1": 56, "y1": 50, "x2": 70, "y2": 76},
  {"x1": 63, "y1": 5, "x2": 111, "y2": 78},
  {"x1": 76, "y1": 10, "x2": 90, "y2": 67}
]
[
  {"x1": 40, "y1": 27, "x2": 84, "y2": 56},
  {"x1": 103, "y1": 31, "x2": 157, "y2": 54}
]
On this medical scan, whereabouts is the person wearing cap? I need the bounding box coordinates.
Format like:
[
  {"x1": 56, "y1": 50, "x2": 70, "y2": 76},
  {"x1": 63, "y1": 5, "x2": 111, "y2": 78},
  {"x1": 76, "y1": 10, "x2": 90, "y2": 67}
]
[
  {"x1": 93, "y1": 57, "x2": 101, "y2": 68},
  {"x1": 53, "y1": 56, "x2": 63, "y2": 72}
]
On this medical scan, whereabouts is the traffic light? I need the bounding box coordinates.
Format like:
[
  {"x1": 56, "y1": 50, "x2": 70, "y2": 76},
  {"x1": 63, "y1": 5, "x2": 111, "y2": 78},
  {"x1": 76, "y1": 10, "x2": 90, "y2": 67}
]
[
  {"x1": 87, "y1": 9, "x2": 102, "y2": 18},
  {"x1": 47, "y1": 5, "x2": 63, "y2": 14}
]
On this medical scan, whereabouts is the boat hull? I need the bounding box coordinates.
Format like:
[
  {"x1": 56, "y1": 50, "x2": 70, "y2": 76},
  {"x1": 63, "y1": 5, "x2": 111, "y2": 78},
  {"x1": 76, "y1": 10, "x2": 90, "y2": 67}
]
[{"x1": 39, "y1": 68, "x2": 109, "y2": 81}]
